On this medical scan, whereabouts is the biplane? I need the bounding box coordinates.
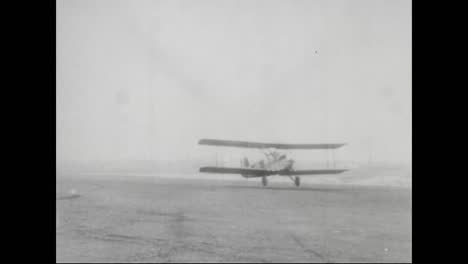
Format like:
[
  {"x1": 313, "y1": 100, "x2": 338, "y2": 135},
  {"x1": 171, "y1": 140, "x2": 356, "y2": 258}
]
[{"x1": 198, "y1": 139, "x2": 348, "y2": 187}]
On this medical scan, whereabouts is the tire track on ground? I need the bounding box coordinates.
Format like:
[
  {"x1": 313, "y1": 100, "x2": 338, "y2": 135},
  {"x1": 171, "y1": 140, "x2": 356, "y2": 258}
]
[{"x1": 289, "y1": 233, "x2": 332, "y2": 263}]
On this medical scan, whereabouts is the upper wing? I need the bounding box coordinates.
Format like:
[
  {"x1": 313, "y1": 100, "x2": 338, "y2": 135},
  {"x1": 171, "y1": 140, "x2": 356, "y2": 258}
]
[
  {"x1": 200, "y1": 166, "x2": 272, "y2": 177},
  {"x1": 279, "y1": 169, "x2": 348, "y2": 176},
  {"x1": 198, "y1": 139, "x2": 345, "y2": 149}
]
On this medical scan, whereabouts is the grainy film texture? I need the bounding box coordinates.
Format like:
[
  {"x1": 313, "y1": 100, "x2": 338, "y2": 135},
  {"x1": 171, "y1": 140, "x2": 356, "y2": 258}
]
[{"x1": 57, "y1": 0, "x2": 411, "y2": 262}]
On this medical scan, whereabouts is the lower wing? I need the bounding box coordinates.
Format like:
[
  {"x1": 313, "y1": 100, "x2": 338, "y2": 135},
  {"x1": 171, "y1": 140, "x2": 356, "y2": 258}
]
[
  {"x1": 279, "y1": 169, "x2": 348, "y2": 176},
  {"x1": 199, "y1": 167, "x2": 271, "y2": 177},
  {"x1": 199, "y1": 167, "x2": 347, "y2": 176}
]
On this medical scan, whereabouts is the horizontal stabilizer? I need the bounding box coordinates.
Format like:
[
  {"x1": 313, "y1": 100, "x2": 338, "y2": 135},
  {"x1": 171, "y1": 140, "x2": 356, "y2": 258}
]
[
  {"x1": 279, "y1": 169, "x2": 348, "y2": 176},
  {"x1": 198, "y1": 139, "x2": 345, "y2": 149}
]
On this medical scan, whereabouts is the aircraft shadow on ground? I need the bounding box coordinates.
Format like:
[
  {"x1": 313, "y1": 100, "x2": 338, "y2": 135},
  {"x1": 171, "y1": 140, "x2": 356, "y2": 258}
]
[
  {"x1": 220, "y1": 185, "x2": 350, "y2": 192},
  {"x1": 56, "y1": 194, "x2": 81, "y2": 200}
]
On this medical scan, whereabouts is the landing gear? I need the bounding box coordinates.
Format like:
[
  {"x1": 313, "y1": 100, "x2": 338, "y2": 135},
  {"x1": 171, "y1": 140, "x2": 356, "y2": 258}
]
[
  {"x1": 294, "y1": 176, "x2": 300, "y2": 187},
  {"x1": 262, "y1": 176, "x2": 268, "y2": 186}
]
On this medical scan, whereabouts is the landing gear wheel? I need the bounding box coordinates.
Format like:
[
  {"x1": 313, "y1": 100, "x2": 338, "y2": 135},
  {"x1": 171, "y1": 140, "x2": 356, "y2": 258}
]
[
  {"x1": 294, "y1": 176, "x2": 300, "y2": 187},
  {"x1": 262, "y1": 176, "x2": 268, "y2": 187}
]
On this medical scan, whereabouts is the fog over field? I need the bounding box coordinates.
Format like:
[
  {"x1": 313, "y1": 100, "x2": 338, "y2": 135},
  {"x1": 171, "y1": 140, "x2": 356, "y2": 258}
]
[
  {"x1": 57, "y1": 0, "x2": 411, "y2": 181},
  {"x1": 57, "y1": 2, "x2": 411, "y2": 262}
]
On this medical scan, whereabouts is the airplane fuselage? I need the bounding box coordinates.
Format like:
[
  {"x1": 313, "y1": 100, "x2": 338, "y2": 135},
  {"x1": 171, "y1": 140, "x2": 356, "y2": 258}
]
[{"x1": 240, "y1": 150, "x2": 294, "y2": 178}]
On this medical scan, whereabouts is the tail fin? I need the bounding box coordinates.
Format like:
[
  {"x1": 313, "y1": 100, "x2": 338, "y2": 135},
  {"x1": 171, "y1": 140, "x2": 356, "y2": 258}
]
[{"x1": 240, "y1": 158, "x2": 249, "y2": 168}]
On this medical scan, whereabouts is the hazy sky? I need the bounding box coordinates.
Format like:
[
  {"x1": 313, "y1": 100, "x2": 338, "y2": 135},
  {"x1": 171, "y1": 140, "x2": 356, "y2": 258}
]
[{"x1": 57, "y1": 0, "x2": 411, "y2": 163}]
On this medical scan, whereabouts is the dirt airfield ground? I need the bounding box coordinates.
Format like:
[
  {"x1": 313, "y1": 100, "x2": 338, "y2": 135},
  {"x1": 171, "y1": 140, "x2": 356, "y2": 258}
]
[{"x1": 57, "y1": 174, "x2": 411, "y2": 263}]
